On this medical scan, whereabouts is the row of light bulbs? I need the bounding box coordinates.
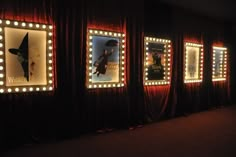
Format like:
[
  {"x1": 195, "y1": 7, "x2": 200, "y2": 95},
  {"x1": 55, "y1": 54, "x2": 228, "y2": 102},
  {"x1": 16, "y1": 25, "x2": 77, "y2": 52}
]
[
  {"x1": 87, "y1": 29, "x2": 126, "y2": 88},
  {"x1": 0, "y1": 19, "x2": 54, "y2": 93},
  {"x1": 144, "y1": 37, "x2": 172, "y2": 86}
]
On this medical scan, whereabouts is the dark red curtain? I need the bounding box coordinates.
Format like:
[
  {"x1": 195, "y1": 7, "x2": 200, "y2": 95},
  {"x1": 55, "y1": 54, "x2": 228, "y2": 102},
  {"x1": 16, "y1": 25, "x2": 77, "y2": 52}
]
[
  {"x1": 0, "y1": 0, "x2": 57, "y2": 149},
  {"x1": 0, "y1": 0, "x2": 234, "y2": 150}
]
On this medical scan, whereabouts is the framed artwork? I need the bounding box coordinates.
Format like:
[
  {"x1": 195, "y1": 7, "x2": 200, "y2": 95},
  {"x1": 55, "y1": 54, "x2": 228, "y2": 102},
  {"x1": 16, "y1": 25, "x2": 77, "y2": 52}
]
[
  {"x1": 144, "y1": 37, "x2": 171, "y2": 86},
  {"x1": 0, "y1": 19, "x2": 54, "y2": 93},
  {"x1": 86, "y1": 29, "x2": 125, "y2": 88},
  {"x1": 212, "y1": 46, "x2": 227, "y2": 81},
  {"x1": 184, "y1": 42, "x2": 203, "y2": 83}
]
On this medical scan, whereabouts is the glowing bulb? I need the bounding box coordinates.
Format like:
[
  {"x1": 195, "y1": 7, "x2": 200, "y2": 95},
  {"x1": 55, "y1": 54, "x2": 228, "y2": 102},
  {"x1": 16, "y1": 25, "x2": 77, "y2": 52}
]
[
  {"x1": 14, "y1": 21, "x2": 18, "y2": 26},
  {"x1": 6, "y1": 20, "x2": 10, "y2": 25}
]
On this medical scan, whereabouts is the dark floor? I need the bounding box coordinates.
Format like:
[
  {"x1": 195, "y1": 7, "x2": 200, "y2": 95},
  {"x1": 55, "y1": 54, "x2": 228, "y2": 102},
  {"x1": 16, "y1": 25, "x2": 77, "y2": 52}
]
[{"x1": 2, "y1": 105, "x2": 236, "y2": 157}]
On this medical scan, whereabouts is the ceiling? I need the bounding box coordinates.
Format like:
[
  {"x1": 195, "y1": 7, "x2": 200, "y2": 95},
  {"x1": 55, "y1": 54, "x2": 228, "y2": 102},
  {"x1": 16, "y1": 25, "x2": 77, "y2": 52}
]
[{"x1": 159, "y1": 0, "x2": 236, "y2": 22}]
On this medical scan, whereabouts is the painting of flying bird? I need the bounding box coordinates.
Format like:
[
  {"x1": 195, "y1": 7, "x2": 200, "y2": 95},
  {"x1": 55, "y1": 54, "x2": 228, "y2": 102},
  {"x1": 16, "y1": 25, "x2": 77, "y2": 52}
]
[{"x1": 8, "y1": 33, "x2": 29, "y2": 81}]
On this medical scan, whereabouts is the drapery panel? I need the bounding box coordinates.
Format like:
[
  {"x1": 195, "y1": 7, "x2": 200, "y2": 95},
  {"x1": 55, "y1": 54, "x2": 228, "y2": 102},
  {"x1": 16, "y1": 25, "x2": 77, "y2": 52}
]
[
  {"x1": 0, "y1": 0, "x2": 234, "y2": 150},
  {"x1": 0, "y1": 0, "x2": 57, "y2": 149}
]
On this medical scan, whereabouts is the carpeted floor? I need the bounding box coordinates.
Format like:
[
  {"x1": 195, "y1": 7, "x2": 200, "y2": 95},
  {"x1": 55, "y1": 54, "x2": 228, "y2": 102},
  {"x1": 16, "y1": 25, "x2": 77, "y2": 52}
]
[{"x1": 2, "y1": 105, "x2": 236, "y2": 157}]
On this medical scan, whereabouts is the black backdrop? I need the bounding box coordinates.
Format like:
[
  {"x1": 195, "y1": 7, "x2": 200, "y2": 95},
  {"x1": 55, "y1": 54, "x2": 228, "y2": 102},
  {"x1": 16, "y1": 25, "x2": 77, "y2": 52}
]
[{"x1": 0, "y1": 0, "x2": 235, "y2": 150}]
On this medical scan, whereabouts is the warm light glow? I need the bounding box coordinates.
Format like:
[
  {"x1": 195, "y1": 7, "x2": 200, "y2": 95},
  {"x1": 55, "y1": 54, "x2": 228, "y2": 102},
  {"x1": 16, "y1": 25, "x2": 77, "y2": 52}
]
[
  {"x1": 22, "y1": 23, "x2": 26, "y2": 27},
  {"x1": 0, "y1": 19, "x2": 55, "y2": 93},
  {"x1": 212, "y1": 46, "x2": 227, "y2": 82},
  {"x1": 14, "y1": 21, "x2": 18, "y2": 26},
  {"x1": 184, "y1": 42, "x2": 203, "y2": 84},
  {"x1": 144, "y1": 36, "x2": 171, "y2": 86},
  {"x1": 86, "y1": 29, "x2": 126, "y2": 88},
  {"x1": 6, "y1": 20, "x2": 10, "y2": 25}
]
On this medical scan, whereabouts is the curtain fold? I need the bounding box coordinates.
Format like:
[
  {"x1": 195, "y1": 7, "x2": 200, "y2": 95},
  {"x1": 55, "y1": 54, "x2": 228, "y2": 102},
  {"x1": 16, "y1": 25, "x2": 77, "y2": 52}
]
[
  {"x1": 84, "y1": 0, "x2": 131, "y2": 131},
  {"x1": 0, "y1": 0, "x2": 56, "y2": 148},
  {"x1": 0, "y1": 0, "x2": 234, "y2": 150}
]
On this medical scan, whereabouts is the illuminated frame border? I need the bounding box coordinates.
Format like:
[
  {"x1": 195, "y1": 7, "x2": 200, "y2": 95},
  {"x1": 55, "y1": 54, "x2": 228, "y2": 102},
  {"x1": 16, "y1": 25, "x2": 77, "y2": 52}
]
[
  {"x1": 144, "y1": 37, "x2": 171, "y2": 86},
  {"x1": 212, "y1": 46, "x2": 227, "y2": 81},
  {"x1": 0, "y1": 19, "x2": 54, "y2": 93},
  {"x1": 86, "y1": 29, "x2": 125, "y2": 89},
  {"x1": 184, "y1": 42, "x2": 203, "y2": 83}
]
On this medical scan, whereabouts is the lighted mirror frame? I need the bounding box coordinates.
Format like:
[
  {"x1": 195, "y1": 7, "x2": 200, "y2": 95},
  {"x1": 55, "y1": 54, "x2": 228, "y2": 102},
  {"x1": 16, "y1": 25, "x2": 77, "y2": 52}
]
[
  {"x1": 184, "y1": 42, "x2": 203, "y2": 83},
  {"x1": 0, "y1": 19, "x2": 54, "y2": 93},
  {"x1": 86, "y1": 29, "x2": 125, "y2": 89},
  {"x1": 144, "y1": 37, "x2": 171, "y2": 86},
  {"x1": 212, "y1": 46, "x2": 227, "y2": 81}
]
